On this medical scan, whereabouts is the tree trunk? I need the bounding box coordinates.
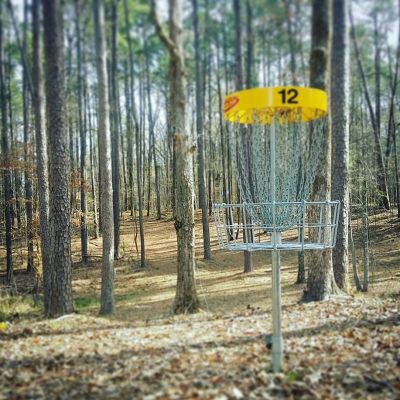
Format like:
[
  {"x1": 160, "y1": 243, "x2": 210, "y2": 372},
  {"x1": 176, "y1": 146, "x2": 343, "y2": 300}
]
[
  {"x1": 88, "y1": 98, "x2": 100, "y2": 238},
  {"x1": 245, "y1": 0, "x2": 253, "y2": 88},
  {"x1": 393, "y1": 122, "x2": 400, "y2": 218},
  {"x1": 0, "y1": 0, "x2": 13, "y2": 284},
  {"x1": 216, "y1": 31, "x2": 230, "y2": 218},
  {"x1": 121, "y1": 125, "x2": 128, "y2": 213},
  {"x1": 331, "y1": 0, "x2": 350, "y2": 291},
  {"x1": 373, "y1": 12, "x2": 381, "y2": 141},
  {"x1": 233, "y1": 0, "x2": 243, "y2": 90},
  {"x1": 123, "y1": 57, "x2": 135, "y2": 217},
  {"x1": 233, "y1": 0, "x2": 253, "y2": 273},
  {"x1": 349, "y1": 8, "x2": 390, "y2": 210},
  {"x1": 152, "y1": 0, "x2": 200, "y2": 314},
  {"x1": 294, "y1": 0, "x2": 306, "y2": 82},
  {"x1": 304, "y1": 0, "x2": 339, "y2": 301},
  {"x1": 192, "y1": 0, "x2": 211, "y2": 260},
  {"x1": 93, "y1": 0, "x2": 115, "y2": 315},
  {"x1": 362, "y1": 201, "x2": 369, "y2": 292},
  {"x1": 110, "y1": 0, "x2": 120, "y2": 260},
  {"x1": 349, "y1": 209, "x2": 362, "y2": 291},
  {"x1": 42, "y1": 0, "x2": 74, "y2": 316},
  {"x1": 387, "y1": 0, "x2": 400, "y2": 217},
  {"x1": 124, "y1": 0, "x2": 145, "y2": 267},
  {"x1": 144, "y1": 36, "x2": 162, "y2": 220},
  {"x1": 22, "y1": 0, "x2": 34, "y2": 274},
  {"x1": 6, "y1": 60, "x2": 18, "y2": 233},
  {"x1": 284, "y1": 0, "x2": 305, "y2": 283},
  {"x1": 75, "y1": 0, "x2": 89, "y2": 264},
  {"x1": 135, "y1": 65, "x2": 146, "y2": 268},
  {"x1": 284, "y1": 0, "x2": 297, "y2": 85},
  {"x1": 32, "y1": 0, "x2": 51, "y2": 312}
]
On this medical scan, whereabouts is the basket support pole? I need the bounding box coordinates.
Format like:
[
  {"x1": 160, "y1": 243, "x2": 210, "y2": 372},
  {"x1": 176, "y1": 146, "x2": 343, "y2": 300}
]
[
  {"x1": 271, "y1": 238, "x2": 282, "y2": 372},
  {"x1": 270, "y1": 118, "x2": 283, "y2": 372}
]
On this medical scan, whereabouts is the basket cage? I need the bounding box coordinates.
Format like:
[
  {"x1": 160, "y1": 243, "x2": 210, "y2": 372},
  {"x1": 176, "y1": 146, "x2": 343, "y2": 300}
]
[{"x1": 213, "y1": 201, "x2": 340, "y2": 252}]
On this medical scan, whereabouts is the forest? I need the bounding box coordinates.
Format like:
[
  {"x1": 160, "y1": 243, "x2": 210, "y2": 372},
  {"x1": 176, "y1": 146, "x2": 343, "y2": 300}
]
[{"x1": 0, "y1": 0, "x2": 399, "y2": 398}]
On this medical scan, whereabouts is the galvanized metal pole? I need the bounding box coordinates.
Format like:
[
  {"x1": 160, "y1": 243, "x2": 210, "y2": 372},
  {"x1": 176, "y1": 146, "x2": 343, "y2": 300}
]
[
  {"x1": 270, "y1": 118, "x2": 283, "y2": 372},
  {"x1": 271, "y1": 236, "x2": 282, "y2": 372}
]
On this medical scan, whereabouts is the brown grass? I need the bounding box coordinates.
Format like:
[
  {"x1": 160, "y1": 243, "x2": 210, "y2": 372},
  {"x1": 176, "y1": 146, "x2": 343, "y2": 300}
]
[{"x1": 69, "y1": 209, "x2": 400, "y2": 322}]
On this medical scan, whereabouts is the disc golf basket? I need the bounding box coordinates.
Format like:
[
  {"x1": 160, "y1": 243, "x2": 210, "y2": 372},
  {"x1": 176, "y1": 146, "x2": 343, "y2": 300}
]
[{"x1": 213, "y1": 87, "x2": 340, "y2": 372}]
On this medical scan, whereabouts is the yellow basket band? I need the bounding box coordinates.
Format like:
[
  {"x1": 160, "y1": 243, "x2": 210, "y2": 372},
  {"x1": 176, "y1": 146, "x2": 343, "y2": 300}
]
[{"x1": 224, "y1": 86, "x2": 328, "y2": 124}]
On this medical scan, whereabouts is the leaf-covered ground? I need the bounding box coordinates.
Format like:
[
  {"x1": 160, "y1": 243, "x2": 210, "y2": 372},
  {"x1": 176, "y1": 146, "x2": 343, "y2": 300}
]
[
  {"x1": 0, "y1": 295, "x2": 399, "y2": 399},
  {"x1": 1, "y1": 211, "x2": 400, "y2": 399}
]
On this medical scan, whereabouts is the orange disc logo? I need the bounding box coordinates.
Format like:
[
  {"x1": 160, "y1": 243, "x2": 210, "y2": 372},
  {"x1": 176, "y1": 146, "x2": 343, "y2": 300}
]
[{"x1": 224, "y1": 96, "x2": 239, "y2": 113}]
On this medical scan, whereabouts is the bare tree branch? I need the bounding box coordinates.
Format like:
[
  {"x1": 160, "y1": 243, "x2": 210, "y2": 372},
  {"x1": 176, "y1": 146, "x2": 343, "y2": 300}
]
[{"x1": 150, "y1": 0, "x2": 182, "y2": 65}]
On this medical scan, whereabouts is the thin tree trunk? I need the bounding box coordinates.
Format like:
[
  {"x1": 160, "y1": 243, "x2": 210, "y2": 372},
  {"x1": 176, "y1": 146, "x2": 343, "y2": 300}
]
[
  {"x1": 110, "y1": 0, "x2": 120, "y2": 260},
  {"x1": 32, "y1": 0, "x2": 51, "y2": 312},
  {"x1": 349, "y1": 8, "x2": 390, "y2": 210},
  {"x1": 144, "y1": 36, "x2": 162, "y2": 220},
  {"x1": 295, "y1": 0, "x2": 306, "y2": 82},
  {"x1": 349, "y1": 211, "x2": 362, "y2": 291},
  {"x1": 123, "y1": 0, "x2": 145, "y2": 267},
  {"x1": 75, "y1": 0, "x2": 89, "y2": 264},
  {"x1": 145, "y1": 76, "x2": 152, "y2": 218},
  {"x1": 121, "y1": 126, "x2": 128, "y2": 212},
  {"x1": 233, "y1": 0, "x2": 243, "y2": 90},
  {"x1": 193, "y1": 0, "x2": 211, "y2": 259},
  {"x1": 93, "y1": 0, "x2": 115, "y2": 314},
  {"x1": 387, "y1": 0, "x2": 400, "y2": 217},
  {"x1": 135, "y1": 65, "x2": 146, "y2": 268},
  {"x1": 0, "y1": 0, "x2": 13, "y2": 284},
  {"x1": 22, "y1": 0, "x2": 34, "y2": 274},
  {"x1": 216, "y1": 31, "x2": 229, "y2": 212},
  {"x1": 221, "y1": 25, "x2": 233, "y2": 204},
  {"x1": 245, "y1": 0, "x2": 253, "y2": 88},
  {"x1": 8, "y1": 65, "x2": 22, "y2": 232},
  {"x1": 233, "y1": 0, "x2": 253, "y2": 273},
  {"x1": 393, "y1": 123, "x2": 400, "y2": 218},
  {"x1": 66, "y1": 32, "x2": 76, "y2": 215},
  {"x1": 284, "y1": 0, "x2": 297, "y2": 84},
  {"x1": 123, "y1": 57, "x2": 135, "y2": 217},
  {"x1": 362, "y1": 197, "x2": 369, "y2": 292},
  {"x1": 332, "y1": 0, "x2": 350, "y2": 291},
  {"x1": 88, "y1": 98, "x2": 100, "y2": 238},
  {"x1": 373, "y1": 12, "x2": 381, "y2": 140}
]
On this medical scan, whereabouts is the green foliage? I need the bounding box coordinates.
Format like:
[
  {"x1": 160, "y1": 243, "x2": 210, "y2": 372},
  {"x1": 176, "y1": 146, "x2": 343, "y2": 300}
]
[
  {"x1": 0, "y1": 293, "x2": 41, "y2": 322},
  {"x1": 74, "y1": 293, "x2": 140, "y2": 312},
  {"x1": 74, "y1": 296, "x2": 100, "y2": 311},
  {"x1": 286, "y1": 370, "x2": 302, "y2": 382}
]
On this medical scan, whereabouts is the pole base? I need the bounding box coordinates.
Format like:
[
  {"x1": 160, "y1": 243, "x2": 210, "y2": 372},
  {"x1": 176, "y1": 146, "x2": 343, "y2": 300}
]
[{"x1": 272, "y1": 334, "x2": 283, "y2": 372}]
